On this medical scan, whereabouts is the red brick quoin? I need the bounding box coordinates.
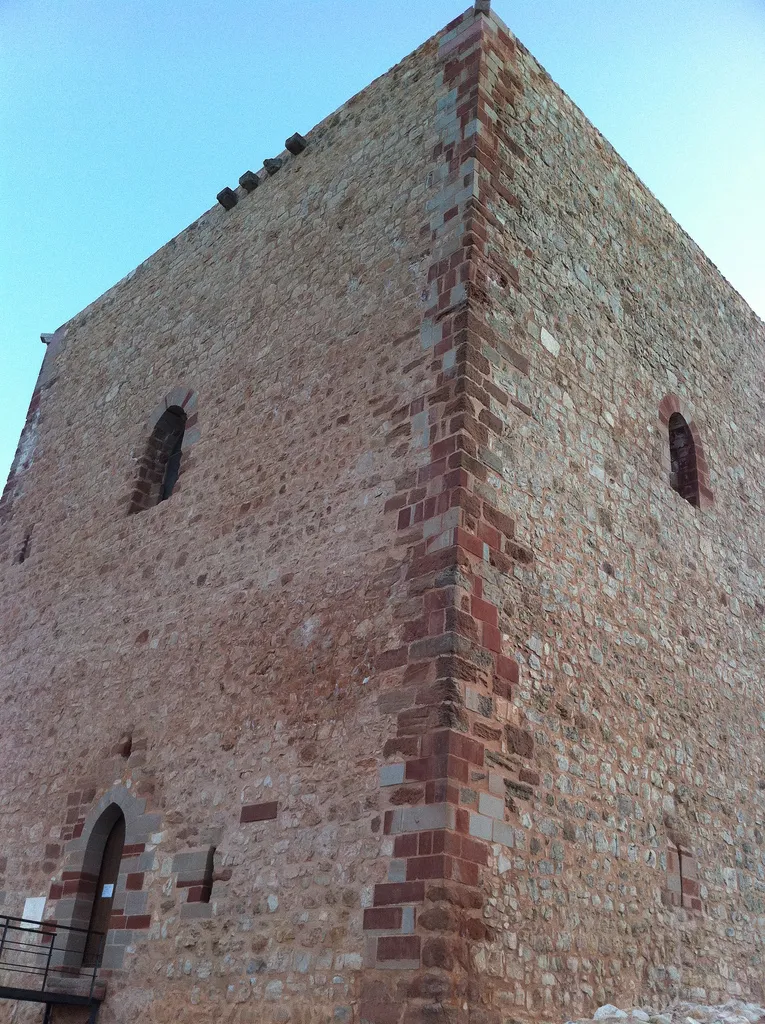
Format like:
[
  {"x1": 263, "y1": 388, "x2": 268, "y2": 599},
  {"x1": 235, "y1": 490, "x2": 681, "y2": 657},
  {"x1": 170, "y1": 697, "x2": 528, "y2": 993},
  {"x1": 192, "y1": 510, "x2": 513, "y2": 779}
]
[{"x1": 362, "y1": 8, "x2": 538, "y2": 1024}]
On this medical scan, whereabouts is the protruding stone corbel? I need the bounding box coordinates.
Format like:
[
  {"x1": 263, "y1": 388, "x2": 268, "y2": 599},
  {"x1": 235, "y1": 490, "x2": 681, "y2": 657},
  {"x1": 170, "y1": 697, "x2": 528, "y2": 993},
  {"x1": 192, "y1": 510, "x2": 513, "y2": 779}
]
[
  {"x1": 216, "y1": 187, "x2": 238, "y2": 210},
  {"x1": 474, "y1": 0, "x2": 491, "y2": 12},
  {"x1": 263, "y1": 157, "x2": 283, "y2": 176},
  {"x1": 40, "y1": 326, "x2": 67, "y2": 349},
  {"x1": 285, "y1": 133, "x2": 307, "y2": 155},
  {"x1": 239, "y1": 170, "x2": 260, "y2": 192}
]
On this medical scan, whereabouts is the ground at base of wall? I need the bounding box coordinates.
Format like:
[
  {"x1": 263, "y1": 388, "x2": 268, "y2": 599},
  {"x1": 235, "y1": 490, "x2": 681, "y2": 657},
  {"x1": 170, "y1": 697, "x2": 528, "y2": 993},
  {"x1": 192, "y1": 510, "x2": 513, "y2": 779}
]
[{"x1": 564, "y1": 1001, "x2": 765, "y2": 1024}]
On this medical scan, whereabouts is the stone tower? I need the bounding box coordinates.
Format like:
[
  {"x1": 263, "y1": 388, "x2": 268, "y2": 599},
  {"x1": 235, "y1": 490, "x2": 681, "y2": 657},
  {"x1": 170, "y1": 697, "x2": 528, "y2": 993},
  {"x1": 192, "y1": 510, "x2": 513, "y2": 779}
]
[{"x1": 1, "y1": 4, "x2": 764, "y2": 1023}]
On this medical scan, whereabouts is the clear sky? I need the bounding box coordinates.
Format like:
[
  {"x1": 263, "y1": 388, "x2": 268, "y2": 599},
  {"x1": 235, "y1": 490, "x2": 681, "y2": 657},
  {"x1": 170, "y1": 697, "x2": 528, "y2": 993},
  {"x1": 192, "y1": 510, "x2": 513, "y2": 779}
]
[{"x1": 1, "y1": 0, "x2": 763, "y2": 488}]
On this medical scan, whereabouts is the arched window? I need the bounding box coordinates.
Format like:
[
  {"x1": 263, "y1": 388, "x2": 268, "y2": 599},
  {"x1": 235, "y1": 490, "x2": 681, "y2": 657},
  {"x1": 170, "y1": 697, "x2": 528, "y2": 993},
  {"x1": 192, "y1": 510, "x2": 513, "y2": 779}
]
[
  {"x1": 129, "y1": 406, "x2": 187, "y2": 514},
  {"x1": 668, "y1": 412, "x2": 698, "y2": 506},
  {"x1": 658, "y1": 395, "x2": 713, "y2": 509}
]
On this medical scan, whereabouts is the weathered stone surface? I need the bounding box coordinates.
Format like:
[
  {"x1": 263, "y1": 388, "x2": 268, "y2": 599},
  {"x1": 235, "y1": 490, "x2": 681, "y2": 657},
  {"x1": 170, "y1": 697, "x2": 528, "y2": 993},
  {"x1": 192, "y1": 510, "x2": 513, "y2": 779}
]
[
  {"x1": 570, "y1": 1002, "x2": 765, "y2": 1024},
  {"x1": 263, "y1": 156, "x2": 283, "y2": 175},
  {"x1": 0, "y1": 4, "x2": 763, "y2": 1024},
  {"x1": 238, "y1": 169, "x2": 260, "y2": 191},
  {"x1": 215, "y1": 186, "x2": 237, "y2": 209},
  {"x1": 285, "y1": 132, "x2": 307, "y2": 155}
]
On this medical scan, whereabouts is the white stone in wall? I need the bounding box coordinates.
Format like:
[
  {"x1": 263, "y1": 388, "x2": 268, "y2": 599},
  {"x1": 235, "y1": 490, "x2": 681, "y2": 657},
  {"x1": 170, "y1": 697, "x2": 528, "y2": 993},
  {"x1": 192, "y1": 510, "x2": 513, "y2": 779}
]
[{"x1": 540, "y1": 326, "x2": 560, "y2": 356}]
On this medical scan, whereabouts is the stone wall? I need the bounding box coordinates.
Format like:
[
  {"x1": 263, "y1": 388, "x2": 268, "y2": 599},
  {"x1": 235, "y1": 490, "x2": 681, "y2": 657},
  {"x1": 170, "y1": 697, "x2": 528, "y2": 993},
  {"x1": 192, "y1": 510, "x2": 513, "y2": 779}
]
[
  {"x1": 1, "y1": 3, "x2": 764, "y2": 1024},
  {"x1": 0, "y1": 26, "x2": 446, "y2": 1024},
  {"x1": 469, "y1": 9, "x2": 765, "y2": 1023}
]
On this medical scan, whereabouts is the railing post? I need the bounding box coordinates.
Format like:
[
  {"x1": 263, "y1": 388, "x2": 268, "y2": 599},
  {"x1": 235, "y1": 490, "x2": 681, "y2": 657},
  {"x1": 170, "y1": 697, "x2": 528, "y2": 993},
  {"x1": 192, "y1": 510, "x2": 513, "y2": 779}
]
[
  {"x1": 88, "y1": 932, "x2": 103, "y2": 1001},
  {"x1": 41, "y1": 923, "x2": 55, "y2": 993},
  {"x1": 0, "y1": 916, "x2": 8, "y2": 960}
]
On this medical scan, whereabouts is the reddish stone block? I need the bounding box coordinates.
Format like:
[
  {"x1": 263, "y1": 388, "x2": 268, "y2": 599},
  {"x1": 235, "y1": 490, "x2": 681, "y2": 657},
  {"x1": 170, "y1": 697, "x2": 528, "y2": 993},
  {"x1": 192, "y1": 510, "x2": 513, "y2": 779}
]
[
  {"x1": 394, "y1": 834, "x2": 418, "y2": 858},
  {"x1": 491, "y1": 677, "x2": 511, "y2": 700},
  {"x1": 421, "y1": 935, "x2": 467, "y2": 971},
  {"x1": 240, "y1": 801, "x2": 279, "y2": 824},
  {"x1": 460, "y1": 836, "x2": 488, "y2": 865},
  {"x1": 377, "y1": 935, "x2": 421, "y2": 962},
  {"x1": 477, "y1": 522, "x2": 500, "y2": 551},
  {"x1": 376, "y1": 646, "x2": 409, "y2": 671},
  {"x1": 470, "y1": 595, "x2": 497, "y2": 627},
  {"x1": 451, "y1": 858, "x2": 479, "y2": 886},
  {"x1": 373, "y1": 881, "x2": 425, "y2": 906},
  {"x1": 682, "y1": 878, "x2": 699, "y2": 897},
  {"x1": 495, "y1": 654, "x2": 519, "y2": 682},
  {"x1": 126, "y1": 872, "x2": 144, "y2": 890},
  {"x1": 126, "y1": 915, "x2": 151, "y2": 930},
  {"x1": 186, "y1": 885, "x2": 211, "y2": 903},
  {"x1": 363, "y1": 907, "x2": 403, "y2": 931},
  {"x1": 454, "y1": 526, "x2": 484, "y2": 559},
  {"x1": 406, "y1": 854, "x2": 449, "y2": 880},
  {"x1": 482, "y1": 622, "x2": 501, "y2": 653},
  {"x1": 360, "y1": 1003, "x2": 401, "y2": 1024}
]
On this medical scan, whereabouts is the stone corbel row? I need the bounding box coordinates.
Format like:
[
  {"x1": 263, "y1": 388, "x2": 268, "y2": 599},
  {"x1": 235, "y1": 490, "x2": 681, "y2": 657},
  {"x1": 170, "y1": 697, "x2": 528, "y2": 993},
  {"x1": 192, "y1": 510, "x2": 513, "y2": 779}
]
[{"x1": 217, "y1": 133, "x2": 308, "y2": 210}]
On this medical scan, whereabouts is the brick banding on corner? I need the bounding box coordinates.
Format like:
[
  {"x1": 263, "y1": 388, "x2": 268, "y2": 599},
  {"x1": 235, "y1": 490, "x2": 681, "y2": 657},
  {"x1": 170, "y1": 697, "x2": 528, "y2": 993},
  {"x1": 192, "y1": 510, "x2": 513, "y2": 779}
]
[{"x1": 364, "y1": 7, "x2": 539, "y2": 1019}]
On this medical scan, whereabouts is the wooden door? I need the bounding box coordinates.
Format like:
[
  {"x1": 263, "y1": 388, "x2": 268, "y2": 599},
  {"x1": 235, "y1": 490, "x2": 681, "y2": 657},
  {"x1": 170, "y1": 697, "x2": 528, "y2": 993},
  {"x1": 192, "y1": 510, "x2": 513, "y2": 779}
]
[{"x1": 83, "y1": 813, "x2": 125, "y2": 966}]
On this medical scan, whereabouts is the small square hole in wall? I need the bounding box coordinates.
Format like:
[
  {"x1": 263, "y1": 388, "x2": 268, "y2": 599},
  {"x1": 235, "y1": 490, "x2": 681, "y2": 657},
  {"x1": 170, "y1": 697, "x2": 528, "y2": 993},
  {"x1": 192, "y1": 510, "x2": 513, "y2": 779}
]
[{"x1": 116, "y1": 732, "x2": 132, "y2": 758}]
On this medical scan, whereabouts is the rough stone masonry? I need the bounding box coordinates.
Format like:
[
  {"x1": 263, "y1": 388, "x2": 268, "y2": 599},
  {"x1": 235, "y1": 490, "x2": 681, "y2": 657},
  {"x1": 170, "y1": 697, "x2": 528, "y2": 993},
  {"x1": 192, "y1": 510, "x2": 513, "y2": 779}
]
[{"x1": 1, "y1": 3, "x2": 764, "y2": 1023}]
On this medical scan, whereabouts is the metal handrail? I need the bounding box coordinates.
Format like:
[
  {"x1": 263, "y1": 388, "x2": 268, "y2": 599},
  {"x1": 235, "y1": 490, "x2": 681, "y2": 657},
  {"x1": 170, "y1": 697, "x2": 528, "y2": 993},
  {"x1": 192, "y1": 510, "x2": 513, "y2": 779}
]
[{"x1": 0, "y1": 914, "x2": 104, "y2": 1001}]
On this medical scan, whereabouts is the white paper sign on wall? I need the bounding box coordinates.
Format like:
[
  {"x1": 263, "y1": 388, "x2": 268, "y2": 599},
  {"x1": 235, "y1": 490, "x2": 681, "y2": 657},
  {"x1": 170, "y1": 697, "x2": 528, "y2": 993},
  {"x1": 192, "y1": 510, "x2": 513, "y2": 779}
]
[{"x1": 21, "y1": 897, "x2": 46, "y2": 929}]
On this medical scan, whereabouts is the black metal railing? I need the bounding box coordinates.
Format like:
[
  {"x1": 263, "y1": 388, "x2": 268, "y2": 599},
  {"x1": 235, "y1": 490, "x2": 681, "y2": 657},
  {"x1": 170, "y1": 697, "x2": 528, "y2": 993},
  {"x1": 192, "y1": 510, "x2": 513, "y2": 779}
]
[{"x1": 0, "y1": 914, "x2": 103, "y2": 1002}]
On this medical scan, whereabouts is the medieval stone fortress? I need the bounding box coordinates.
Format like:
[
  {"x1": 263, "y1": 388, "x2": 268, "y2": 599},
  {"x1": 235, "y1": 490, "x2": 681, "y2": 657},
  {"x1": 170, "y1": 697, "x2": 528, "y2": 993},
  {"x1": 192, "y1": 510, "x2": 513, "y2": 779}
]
[{"x1": 1, "y1": 2, "x2": 763, "y2": 1023}]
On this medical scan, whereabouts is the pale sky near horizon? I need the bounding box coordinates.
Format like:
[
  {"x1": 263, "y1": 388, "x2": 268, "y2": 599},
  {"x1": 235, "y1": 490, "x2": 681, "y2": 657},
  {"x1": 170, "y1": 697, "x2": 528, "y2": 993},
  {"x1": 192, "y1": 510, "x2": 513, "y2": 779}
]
[{"x1": 1, "y1": 0, "x2": 764, "y2": 487}]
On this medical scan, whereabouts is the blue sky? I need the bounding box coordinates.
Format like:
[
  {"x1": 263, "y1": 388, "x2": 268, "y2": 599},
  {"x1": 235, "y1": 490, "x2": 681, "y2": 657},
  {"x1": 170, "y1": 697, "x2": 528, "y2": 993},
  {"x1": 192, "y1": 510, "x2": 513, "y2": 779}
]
[{"x1": 1, "y1": 0, "x2": 763, "y2": 487}]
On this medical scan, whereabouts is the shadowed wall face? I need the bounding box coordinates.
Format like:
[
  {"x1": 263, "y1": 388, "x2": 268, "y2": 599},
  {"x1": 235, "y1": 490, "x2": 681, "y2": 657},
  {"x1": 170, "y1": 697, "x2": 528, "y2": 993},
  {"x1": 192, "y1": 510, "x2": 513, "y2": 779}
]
[{"x1": 0, "y1": 28, "x2": 445, "y2": 1023}]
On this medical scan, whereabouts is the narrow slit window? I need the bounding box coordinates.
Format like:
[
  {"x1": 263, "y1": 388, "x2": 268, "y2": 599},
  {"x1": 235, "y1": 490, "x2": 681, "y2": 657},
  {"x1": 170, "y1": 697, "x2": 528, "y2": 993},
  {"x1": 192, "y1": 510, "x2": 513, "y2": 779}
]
[
  {"x1": 668, "y1": 412, "x2": 699, "y2": 506},
  {"x1": 16, "y1": 527, "x2": 33, "y2": 563},
  {"x1": 160, "y1": 420, "x2": 184, "y2": 501}
]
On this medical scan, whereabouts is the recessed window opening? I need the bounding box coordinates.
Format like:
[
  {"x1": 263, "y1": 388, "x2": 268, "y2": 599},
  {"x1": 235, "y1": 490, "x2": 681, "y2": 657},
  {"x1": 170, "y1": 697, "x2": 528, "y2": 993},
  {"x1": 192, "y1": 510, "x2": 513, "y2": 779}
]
[
  {"x1": 155, "y1": 407, "x2": 186, "y2": 503},
  {"x1": 17, "y1": 527, "x2": 33, "y2": 563},
  {"x1": 668, "y1": 412, "x2": 699, "y2": 507}
]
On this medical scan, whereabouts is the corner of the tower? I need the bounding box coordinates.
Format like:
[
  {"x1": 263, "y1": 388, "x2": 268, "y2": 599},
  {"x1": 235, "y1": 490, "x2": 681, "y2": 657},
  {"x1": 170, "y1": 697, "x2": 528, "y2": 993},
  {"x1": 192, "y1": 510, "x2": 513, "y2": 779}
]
[{"x1": 359, "y1": 5, "x2": 536, "y2": 1022}]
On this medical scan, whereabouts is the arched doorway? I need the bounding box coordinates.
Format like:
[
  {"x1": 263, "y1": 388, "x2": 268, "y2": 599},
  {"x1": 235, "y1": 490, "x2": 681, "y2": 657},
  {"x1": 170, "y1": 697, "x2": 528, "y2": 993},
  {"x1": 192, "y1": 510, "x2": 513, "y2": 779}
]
[{"x1": 81, "y1": 808, "x2": 125, "y2": 966}]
